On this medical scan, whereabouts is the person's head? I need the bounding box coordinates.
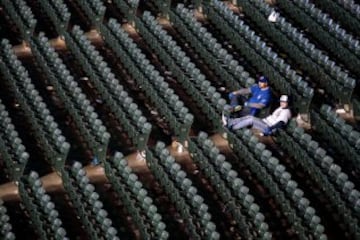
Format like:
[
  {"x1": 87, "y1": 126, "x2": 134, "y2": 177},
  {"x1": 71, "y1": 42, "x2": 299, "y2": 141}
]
[
  {"x1": 279, "y1": 95, "x2": 289, "y2": 108},
  {"x1": 258, "y1": 76, "x2": 269, "y2": 89}
]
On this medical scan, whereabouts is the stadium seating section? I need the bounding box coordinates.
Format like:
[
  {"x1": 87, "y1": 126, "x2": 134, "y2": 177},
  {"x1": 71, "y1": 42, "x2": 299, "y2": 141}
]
[{"x1": 0, "y1": 0, "x2": 359, "y2": 239}]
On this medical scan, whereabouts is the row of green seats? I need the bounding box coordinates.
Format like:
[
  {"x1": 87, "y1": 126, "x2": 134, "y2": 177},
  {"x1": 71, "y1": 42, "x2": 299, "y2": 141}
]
[
  {"x1": 225, "y1": 128, "x2": 309, "y2": 240},
  {"x1": 76, "y1": 0, "x2": 106, "y2": 27},
  {"x1": 191, "y1": 132, "x2": 272, "y2": 239},
  {"x1": 320, "y1": 105, "x2": 360, "y2": 151},
  {"x1": 100, "y1": 19, "x2": 193, "y2": 143},
  {"x1": 0, "y1": 199, "x2": 15, "y2": 240},
  {"x1": 145, "y1": 144, "x2": 219, "y2": 240},
  {"x1": 353, "y1": 98, "x2": 360, "y2": 118},
  {"x1": 0, "y1": 0, "x2": 36, "y2": 40},
  {"x1": 113, "y1": 0, "x2": 139, "y2": 23},
  {"x1": 237, "y1": 129, "x2": 327, "y2": 239},
  {"x1": 277, "y1": 121, "x2": 360, "y2": 238},
  {"x1": 238, "y1": 0, "x2": 356, "y2": 104},
  {"x1": 104, "y1": 158, "x2": 152, "y2": 240},
  {"x1": 204, "y1": 0, "x2": 314, "y2": 114},
  {"x1": 29, "y1": 34, "x2": 110, "y2": 163},
  {"x1": 38, "y1": 0, "x2": 71, "y2": 35},
  {"x1": 65, "y1": 25, "x2": 151, "y2": 150},
  {"x1": 60, "y1": 163, "x2": 118, "y2": 239},
  {"x1": 0, "y1": 39, "x2": 70, "y2": 170},
  {"x1": 333, "y1": 0, "x2": 360, "y2": 20},
  {"x1": 138, "y1": 11, "x2": 227, "y2": 130},
  {"x1": 298, "y1": 0, "x2": 360, "y2": 52},
  {"x1": 60, "y1": 168, "x2": 102, "y2": 240},
  {"x1": 170, "y1": 5, "x2": 242, "y2": 89},
  {"x1": 70, "y1": 162, "x2": 119, "y2": 239},
  {"x1": 18, "y1": 178, "x2": 60, "y2": 239},
  {"x1": 69, "y1": 25, "x2": 150, "y2": 131},
  {"x1": 285, "y1": 121, "x2": 360, "y2": 215},
  {"x1": 188, "y1": 138, "x2": 252, "y2": 238},
  {"x1": 0, "y1": 49, "x2": 67, "y2": 171},
  {"x1": 311, "y1": 106, "x2": 360, "y2": 172},
  {"x1": 105, "y1": 152, "x2": 169, "y2": 239},
  {"x1": 172, "y1": 4, "x2": 254, "y2": 89},
  {"x1": 153, "y1": 142, "x2": 220, "y2": 239},
  {"x1": 302, "y1": 0, "x2": 360, "y2": 63},
  {"x1": 151, "y1": 0, "x2": 171, "y2": 17},
  {"x1": 276, "y1": 0, "x2": 360, "y2": 77},
  {"x1": 0, "y1": 100, "x2": 28, "y2": 180},
  {"x1": 19, "y1": 171, "x2": 68, "y2": 240},
  {"x1": 145, "y1": 148, "x2": 202, "y2": 239}
]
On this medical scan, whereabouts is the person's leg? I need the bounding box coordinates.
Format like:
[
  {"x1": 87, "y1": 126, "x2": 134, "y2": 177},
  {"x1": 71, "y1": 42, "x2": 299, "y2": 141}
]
[
  {"x1": 238, "y1": 107, "x2": 252, "y2": 117},
  {"x1": 229, "y1": 96, "x2": 248, "y2": 118},
  {"x1": 230, "y1": 95, "x2": 247, "y2": 106},
  {"x1": 252, "y1": 119, "x2": 269, "y2": 132},
  {"x1": 227, "y1": 95, "x2": 241, "y2": 118},
  {"x1": 222, "y1": 105, "x2": 233, "y2": 126},
  {"x1": 229, "y1": 115, "x2": 256, "y2": 130},
  {"x1": 229, "y1": 94, "x2": 240, "y2": 107}
]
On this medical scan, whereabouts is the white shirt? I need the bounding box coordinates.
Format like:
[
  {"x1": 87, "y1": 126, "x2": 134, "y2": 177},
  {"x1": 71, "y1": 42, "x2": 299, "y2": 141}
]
[{"x1": 262, "y1": 107, "x2": 291, "y2": 126}]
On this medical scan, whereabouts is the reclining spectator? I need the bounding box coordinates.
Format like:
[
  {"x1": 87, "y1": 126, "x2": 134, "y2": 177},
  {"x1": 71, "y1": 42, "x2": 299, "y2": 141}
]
[
  {"x1": 225, "y1": 95, "x2": 291, "y2": 136},
  {"x1": 227, "y1": 75, "x2": 272, "y2": 117}
]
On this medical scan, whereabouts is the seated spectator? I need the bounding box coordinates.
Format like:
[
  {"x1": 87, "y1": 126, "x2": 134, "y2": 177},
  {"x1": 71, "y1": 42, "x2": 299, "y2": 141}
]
[
  {"x1": 227, "y1": 76, "x2": 272, "y2": 117},
  {"x1": 225, "y1": 95, "x2": 291, "y2": 136}
]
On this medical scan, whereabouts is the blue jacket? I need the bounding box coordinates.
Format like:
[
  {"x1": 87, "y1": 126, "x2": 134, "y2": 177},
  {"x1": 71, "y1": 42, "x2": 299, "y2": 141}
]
[{"x1": 247, "y1": 85, "x2": 271, "y2": 115}]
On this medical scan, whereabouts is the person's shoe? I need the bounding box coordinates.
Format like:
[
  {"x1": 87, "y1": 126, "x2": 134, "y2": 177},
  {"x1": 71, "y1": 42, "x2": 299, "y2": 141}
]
[
  {"x1": 232, "y1": 105, "x2": 242, "y2": 112},
  {"x1": 226, "y1": 105, "x2": 242, "y2": 113}
]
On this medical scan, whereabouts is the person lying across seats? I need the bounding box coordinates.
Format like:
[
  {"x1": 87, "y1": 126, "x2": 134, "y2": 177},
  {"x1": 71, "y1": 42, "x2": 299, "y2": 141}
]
[
  {"x1": 225, "y1": 95, "x2": 291, "y2": 136},
  {"x1": 227, "y1": 75, "x2": 272, "y2": 117}
]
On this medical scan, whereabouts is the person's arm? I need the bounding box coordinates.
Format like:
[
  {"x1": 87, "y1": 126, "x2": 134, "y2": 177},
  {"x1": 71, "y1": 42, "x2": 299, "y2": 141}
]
[
  {"x1": 246, "y1": 102, "x2": 265, "y2": 109},
  {"x1": 232, "y1": 87, "x2": 251, "y2": 96},
  {"x1": 270, "y1": 121, "x2": 286, "y2": 130},
  {"x1": 262, "y1": 121, "x2": 285, "y2": 136}
]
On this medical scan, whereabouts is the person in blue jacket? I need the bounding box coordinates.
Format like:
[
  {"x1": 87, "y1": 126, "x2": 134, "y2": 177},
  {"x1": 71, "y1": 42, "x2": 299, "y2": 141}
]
[{"x1": 228, "y1": 76, "x2": 271, "y2": 117}]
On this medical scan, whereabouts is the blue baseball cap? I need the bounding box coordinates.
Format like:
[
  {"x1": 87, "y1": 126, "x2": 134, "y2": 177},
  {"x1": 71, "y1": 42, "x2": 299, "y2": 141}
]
[{"x1": 258, "y1": 76, "x2": 269, "y2": 83}]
